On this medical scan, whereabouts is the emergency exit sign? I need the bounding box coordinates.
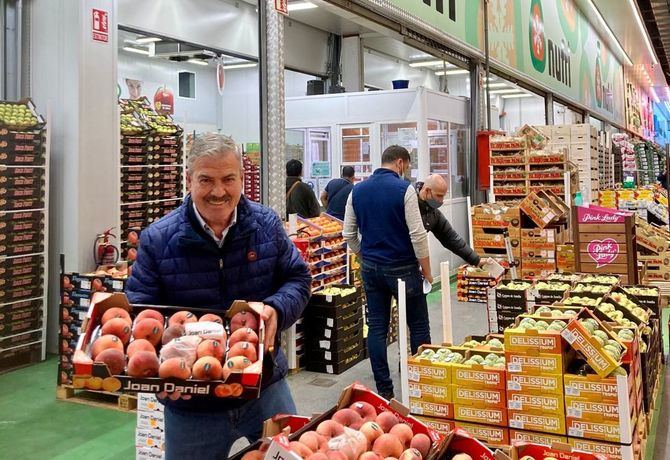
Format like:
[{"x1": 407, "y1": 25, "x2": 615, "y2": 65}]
[{"x1": 91, "y1": 9, "x2": 109, "y2": 43}]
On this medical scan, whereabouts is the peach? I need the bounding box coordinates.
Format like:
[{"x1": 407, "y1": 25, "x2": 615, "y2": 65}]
[
  {"x1": 289, "y1": 441, "x2": 313, "y2": 459},
  {"x1": 192, "y1": 356, "x2": 223, "y2": 380},
  {"x1": 240, "y1": 451, "x2": 264, "y2": 460},
  {"x1": 127, "y1": 339, "x2": 156, "y2": 358},
  {"x1": 94, "y1": 348, "x2": 126, "y2": 375},
  {"x1": 197, "y1": 339, "x2": 225, "y2": 361},
  {"x1": 132, "y1": 318, "x2": 163, "y2": 346},
  {"x1": 91, "y1": 334, "x2": 124, "y2": 359},
  {"x1": 101, "y1": 317, "x2": 132, "y2": 344},
  {"x1": 359, "y1": 453, "x2": 381, "y2": 460},
  {"x1": 299, "y1": 432, "x2": 326, "y2": 453},
  {"x1": 127, "y1": 248, "x2": 137, "y2": 261},
  {"x1": 306, "y1": 454, "x2": 328, "y2": 460},
  {"x1": 221, "y1": 356, "x2": 252, "y2": 380},
  {"x1": 128, "y1": 231, "x2": 139, "y2": 245},
  {"x1": 162, "y1": 324, "x2": 185, "y2": 344},
  {"x1": 168, "y1": 310, "x2": 197, "y2": 327},
  {"x1": 409, "y1": 434, "x2": 431, "y2": 458},
  {"x1": 159, "y1": 358, "x2": 191, "y2": 379},
  {"x1": 127, "y1": 351, "x2": 159, "y2": 377},
  {"x1": 324, "y1": 453, "x2": 348, "y2": 460},
  {"x1": 332, "y1": 408, "x2": 363, "y2": 429},
  {"x1": 376, "y1": 411, "x2": 399, "y2": 433},
  {"x1": 230, "y1": 310, "x2": 258, "y2": 332},
  {"x1": 398, "y1": 449, "x2": 422, "y2": 460},
  {"x1": 101, "y1": 307, "x2": 131, "y2": 325},
  {"x1": 373, "y1": 434, "x2": 403, "y2": 459},
  {"x1": 135, "y1": 309, "x2": 165, "y2": 327},
  {"x1": 199, "y1": 313, "x2": 224, "y2": 324},
  {"x1": 92, "y1": 278, "x2": 105, "y2": 292},
  {"x1": 451, "y1": 455, "x2": 473, "y2": 460},
  {"x1": 228, "y1": 327, "x2": 259, "y2": 347},
  {"x1": 316, "y1": 420, "x2": 344, "y2": 439},
  {"x1": 350, "y1": 401, "x2": 377, "y2": 422},
  {"x1": 227, "y1": 341, "x2": 257, "y2": 362},
  {"x1": 389, "y1": 424, "x2": 413, "y2": 447},
  {"x1": 360, "y1": 421, "x2": 384, "y2": 447}
]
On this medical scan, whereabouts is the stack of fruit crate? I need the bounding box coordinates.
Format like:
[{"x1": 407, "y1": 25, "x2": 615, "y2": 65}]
[
  {"x1": 0, "y1": 99, "x2": 48, "y2": 373},
  {"x1": 304, "y1": 285, "x2": 365, "y2": 374}
]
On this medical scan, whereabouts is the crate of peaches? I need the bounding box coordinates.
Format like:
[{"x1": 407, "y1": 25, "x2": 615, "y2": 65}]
[{"x1": 72, "y1": 292, "x2": 265, "y2": 398}]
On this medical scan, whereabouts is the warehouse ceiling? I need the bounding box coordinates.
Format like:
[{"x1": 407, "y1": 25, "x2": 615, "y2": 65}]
[{"x1": 636, "y1": 0, "x2": 670, "y2": 85}]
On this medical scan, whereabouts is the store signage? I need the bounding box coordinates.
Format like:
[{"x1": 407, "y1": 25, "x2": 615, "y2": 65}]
[
  {"x1": 577, "y1": 205, "x2": 629, "y2": 224},
  {"x1": 586, "y1": 238, "x2": 620, "y2": 268},
  {"x1": 153, "y1": 86, "x2": 174, "y2": 115},
  {"x1": 274, "y1": 0, "x2": 289, "y2": 16},
  {"x1": 91, "y1": 9, "x2": 109, "y2": 43}
]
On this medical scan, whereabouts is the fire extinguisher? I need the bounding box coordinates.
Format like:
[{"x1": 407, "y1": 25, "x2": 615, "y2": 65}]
[{"x1": 94, "y1": 227, "x2": 120, "y2": 267}]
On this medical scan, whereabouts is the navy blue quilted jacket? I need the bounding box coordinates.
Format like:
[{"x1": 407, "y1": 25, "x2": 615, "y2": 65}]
[{"x1": 125, "y1": 194, "x2": 311, "y2": 411}]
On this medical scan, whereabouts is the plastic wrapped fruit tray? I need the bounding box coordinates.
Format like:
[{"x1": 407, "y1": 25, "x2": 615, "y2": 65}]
[{"x1": 72, "y1": 292, "x2": 265, "y2": 399}]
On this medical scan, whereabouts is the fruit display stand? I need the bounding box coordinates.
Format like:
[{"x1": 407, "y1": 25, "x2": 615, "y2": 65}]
[
  {"x1": 118, "y1": 97, "x2": 185, "y2": 263},
  {"x1": 0, "y1": 99, "x2": 49, "y2": 373},
  {"x1": 58, "y1": 259, "x2": 128, "y2": 389},
  {"x1": 304, "y1": 285, "x2": 366, "y2": 375},
  {"x1": 403, "y1": 271, "x2": 664, "y2": 459}
]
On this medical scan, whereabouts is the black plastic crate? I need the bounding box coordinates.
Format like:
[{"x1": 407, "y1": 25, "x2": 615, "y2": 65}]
[{"x1": 309, "y1": 284, "x2": 360, "y2": 307}]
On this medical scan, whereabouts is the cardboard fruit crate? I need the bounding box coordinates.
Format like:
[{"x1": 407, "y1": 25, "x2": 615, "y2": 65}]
[
  {"x1": 561, "y1": 309, "x2": 628, "y2": 378},
  {"x1": 72, "y1": 292, "x2": 265, "y2": 399},
  {"x1": 519, "y1": 190, "x2": 567, "y2": 228},
  {"x1": 509, "y1": 429, "x2": 567, "y2": 447},
  {"x1": 507, "y1": 410, "x2": 567, "y2": 436},
  {"x1": 511, "y1": 442, "x2": 607, "y2": 459}
]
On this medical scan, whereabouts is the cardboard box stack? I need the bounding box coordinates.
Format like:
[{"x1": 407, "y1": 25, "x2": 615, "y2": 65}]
[
  {"x1": 119, "y1": 97, "x2": 184, "y2": 261},
  {"x1": 242, "y1": 150, "x2": 260, "y2": 202},
  {"x1": 135, "y1": 393, "x2": 165, "y2": 460},
  {"x1": 470, "y1": 203, "x2": 521, "y2": 271},
  {"x1": 0, "y1": 99, "x2": 48, "y2": 373},
  {"x1": 406, "y1": 272, "x2": 658, "y2": 457},
  {"x1": 457, "y1": 263, "x2": 504, "y2": 304},
  {"x1": 300, "y1": 215, "x2": 348, "y2": 292},
  {"x1": 636, "y1": 218, "x2": 670, "y2": 283},
  {"x1": 487, "y1": 280, "x2": 534, "y2": 333},
  {"x1": 304, "y1": 285, "x2": 365, "y2": 375},
  {"x1": 557, "y1": 244, "x2": 576, "y2": 273},
  {"x1": 536, "y1": 123, "x2": 600, "y2": 203},
  {"x1": 59, "y1": 271, "x2": 127, "y2": 386}
]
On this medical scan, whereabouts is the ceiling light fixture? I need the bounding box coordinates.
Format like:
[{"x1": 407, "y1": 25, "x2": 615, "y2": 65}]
[
  {"x1": 434, "y1": 69, "x2": 469, "y2": 76},
  {"x1": 486, "y1": 83, "x2": 509, "y2": 89},
  {"x1": 187, "y1": 58, "x2": 209, "y2": 66},
  {"x1": 587, "y1": 0, "x2": 633, "y2": 66},
  {"x1": 489, "y1": 89, "x2": 524, "y2": 94},
  {"x1": 409, "y1": 60, "x2": 454, "y2": 68},
  {"x1": 501, "y1": 93, "x2": 534, "y2": 99},
  {"x1": 123, "y1": 46, "x2": 150, "y2": 56},
  {"x1": 627, "y1": 0, "x2": 658, "y2": 65},
  {"x1": 287, "y1": 1, "x2": 318, "y2": 11},
  {"x1": 135, "y1": 37, "x2": 162, "y2": 44},
  {"x1": 223, "y1": 62, "x2": 258, "y2": 70}
]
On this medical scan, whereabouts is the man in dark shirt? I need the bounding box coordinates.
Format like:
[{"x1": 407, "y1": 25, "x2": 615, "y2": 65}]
[
  {"x1": 320, "y1": 166, "x2": 355, "y2": 220},
  {"x1": 286, "y1": 159, "x2": 321, "y2": 218},
  {"x1": 416, "y1": 174, "x2": 484, "y2": 267}
]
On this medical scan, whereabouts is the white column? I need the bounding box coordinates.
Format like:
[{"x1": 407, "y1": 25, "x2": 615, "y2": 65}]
[
  {"x1": 341, "y1": 36, "x2": 363, "y2": 93},
  {"x1": 30, "y1": 0, "x2": 120, "y2": 352}
]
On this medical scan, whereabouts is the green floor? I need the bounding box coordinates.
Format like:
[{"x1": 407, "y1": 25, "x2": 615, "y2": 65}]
[{"x1": 0, "y1": 357, "x2": 135, "y2": 459}]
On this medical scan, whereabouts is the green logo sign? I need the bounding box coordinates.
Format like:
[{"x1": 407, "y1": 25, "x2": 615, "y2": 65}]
[{"x1": 529, "y1": 0, "x2": 546, "y2": 72}]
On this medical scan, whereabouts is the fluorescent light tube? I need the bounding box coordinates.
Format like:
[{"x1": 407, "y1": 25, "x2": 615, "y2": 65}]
[
  {"x1": 136, "y1": 37, "x2": 162, "y2": 44},
  {"x1": 123, "y1": 46, "x2": 150, "y2": 56},
  {"x1": 223, "y1": 63, "x2": 258, "y2": 70},
  {"x1": 434, "y1": 69, "x2": 469, "y2": 76},
  {"x1": 288, "y1": 1, "x2": 318, "y2": 11}
]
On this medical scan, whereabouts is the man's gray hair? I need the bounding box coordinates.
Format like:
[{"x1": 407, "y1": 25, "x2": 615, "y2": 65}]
[{"x1": 187, "y1": 133, "x2": 242, "y2": 171}]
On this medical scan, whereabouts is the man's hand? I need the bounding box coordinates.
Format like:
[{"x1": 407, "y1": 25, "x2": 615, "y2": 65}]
[
  {"x1": 477, "y1": 257, "x2": 495, "y2": 268},
  {"x1": 261, "y1": 304, "x2": 278, "y2": 353},
  {"x1": 157, "y1": 390, "x2": 191, "y2": 401}
]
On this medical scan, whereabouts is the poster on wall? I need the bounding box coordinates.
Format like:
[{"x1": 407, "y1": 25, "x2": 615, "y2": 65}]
[{"x1": 154, "y1": 86, "x2": 175, "y2": 115}]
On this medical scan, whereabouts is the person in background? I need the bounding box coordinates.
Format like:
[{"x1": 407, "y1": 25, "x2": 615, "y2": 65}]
[
  {"x1": 658, "y1": 166, "x2": 668, "y2": 189},
  {"x1": 343, "y1": 145, "x2": 432, "y2": 400},
  {"x1": 416, "y1": 174, "x2": 486, "y2": 267},
  {"x1": 320, "y1": 166, "x2": 355, "y2": 220},
  {"x1": 126, "y1": 133, "x2": 311, "y2": 459},
  {"x1": 286, "y1": 159, "x2": 321, "y2": 218}
]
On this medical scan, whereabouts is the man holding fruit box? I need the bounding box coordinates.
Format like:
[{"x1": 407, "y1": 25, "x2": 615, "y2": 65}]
[{"x1": 126, "y1": 133, "x2": 312, "y2": 459}]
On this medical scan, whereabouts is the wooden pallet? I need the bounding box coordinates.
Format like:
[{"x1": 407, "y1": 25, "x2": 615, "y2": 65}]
[{"x1": 56, "y1": 385, "x2": 137, "y2": 412}]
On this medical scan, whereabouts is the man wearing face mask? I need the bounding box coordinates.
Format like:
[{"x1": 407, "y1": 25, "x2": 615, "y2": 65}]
[
  {"x1": 343, "y1": 145, "x2": 432, "y2": 400},
  {"x1": 416, "y1": 174, "x2": 483, "y2": 267}
]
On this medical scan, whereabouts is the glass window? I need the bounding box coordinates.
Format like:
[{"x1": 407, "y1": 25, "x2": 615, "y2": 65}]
[
  {"x1": 428, "y1": 119, "x2": 449, "y2": 193},
  {"x1": 341, "y1": 126, "x2": 372, "y2": 181},
  {"x1": 450, "y1": 123, "x2": 469, "y2": 198},
  {"x1": 285, "y1": 129, "x2": 305, "y2": 164},
  {"x1": 380, "y1": 122, "x2": 418, "y2": 181}
]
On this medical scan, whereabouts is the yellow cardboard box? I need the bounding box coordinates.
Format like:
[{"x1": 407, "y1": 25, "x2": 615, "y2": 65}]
[
  {"x1": 408, "y1": 381, "x2": 452, "y2": 405},
  {"x1": 409, "y1": 398, "x2": 454, "y2": 419},
  {"x1": 508, "y1": 409, "x2": 567, "y2": 435},
  {"x1": 506, "y1": 372, "x2": 564, "y2": 396}
]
